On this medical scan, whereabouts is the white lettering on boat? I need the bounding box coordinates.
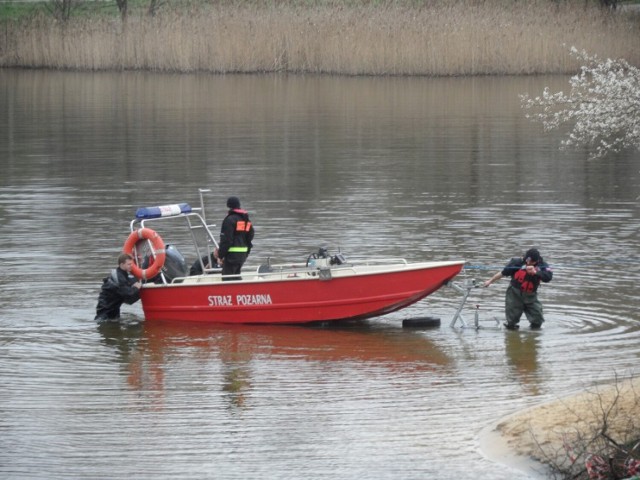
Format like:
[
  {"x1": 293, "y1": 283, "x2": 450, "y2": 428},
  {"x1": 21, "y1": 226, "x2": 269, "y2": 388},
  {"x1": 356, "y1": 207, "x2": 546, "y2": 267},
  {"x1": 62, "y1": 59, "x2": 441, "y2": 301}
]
[
  {"x1": 207, "y1": 294, "x2": 273, "y2": 307},
  {"x1": 208, "y1": 295, "x2": 233, "y2": 307},
  {"x1": 236, "y1": 294, "x2": 273, "y2": 306}
]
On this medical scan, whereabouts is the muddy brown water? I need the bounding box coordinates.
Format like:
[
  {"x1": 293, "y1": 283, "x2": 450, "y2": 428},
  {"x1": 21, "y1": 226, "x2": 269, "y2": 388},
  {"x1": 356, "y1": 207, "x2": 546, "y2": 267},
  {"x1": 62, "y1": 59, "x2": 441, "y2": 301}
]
[{"x1": 1, "y1": 69, "x2": 639, "y2": 479}]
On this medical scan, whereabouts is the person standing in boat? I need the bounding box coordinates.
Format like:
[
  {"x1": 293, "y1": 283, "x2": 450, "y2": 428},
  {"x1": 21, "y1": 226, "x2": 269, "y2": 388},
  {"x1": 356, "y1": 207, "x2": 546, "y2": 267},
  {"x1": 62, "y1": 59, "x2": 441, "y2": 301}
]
[
  {"x1": 483, "y1": 248, "x2": 553, "y2": 330},
  {"x1": 95, "y1": 253, "x2": 142, "y2": 322},
  {"x1": 216, "y1": 196, "x2": 254, "y2": 279}
]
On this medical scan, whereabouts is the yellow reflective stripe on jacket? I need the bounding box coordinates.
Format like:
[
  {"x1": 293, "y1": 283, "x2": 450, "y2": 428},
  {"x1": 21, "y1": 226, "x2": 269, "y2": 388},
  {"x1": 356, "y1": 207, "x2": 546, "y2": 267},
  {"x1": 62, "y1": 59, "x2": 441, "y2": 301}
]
[{"x1": 228, "y1": 246, "x2": 249, "y2": 253}]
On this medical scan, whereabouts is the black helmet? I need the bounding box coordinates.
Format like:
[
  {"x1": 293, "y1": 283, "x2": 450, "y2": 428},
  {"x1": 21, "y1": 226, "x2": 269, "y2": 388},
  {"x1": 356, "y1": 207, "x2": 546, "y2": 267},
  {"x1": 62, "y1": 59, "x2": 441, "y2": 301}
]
[
  {"x1": 524, "y1": 248, "x2": 541, "y2": 263},
  {"x1": 226, "y1": 196, "x2": 241, "y2": 209}
]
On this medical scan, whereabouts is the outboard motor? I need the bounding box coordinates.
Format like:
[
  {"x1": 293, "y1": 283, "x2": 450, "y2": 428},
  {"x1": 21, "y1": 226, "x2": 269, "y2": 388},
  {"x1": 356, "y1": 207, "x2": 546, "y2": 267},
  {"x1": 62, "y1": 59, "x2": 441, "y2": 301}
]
[
  {"x1": 143, "y1": 244, "x2": 188, "y2": 283},
  {"x1": 162, "y1": 244, "x2": 189, "y2": 281}
]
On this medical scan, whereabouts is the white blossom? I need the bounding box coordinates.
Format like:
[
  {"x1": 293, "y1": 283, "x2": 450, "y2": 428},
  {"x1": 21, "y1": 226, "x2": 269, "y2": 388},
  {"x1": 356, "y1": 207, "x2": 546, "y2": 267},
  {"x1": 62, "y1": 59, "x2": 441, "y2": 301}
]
[{"x1": 520, "y1": 48, "x2": 640, "y2": 159}]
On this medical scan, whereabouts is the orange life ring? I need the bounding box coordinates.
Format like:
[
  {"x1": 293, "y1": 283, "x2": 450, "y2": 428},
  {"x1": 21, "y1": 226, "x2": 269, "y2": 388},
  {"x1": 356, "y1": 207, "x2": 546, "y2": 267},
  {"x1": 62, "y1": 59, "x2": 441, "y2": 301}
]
[{"x1": 122, "y1": 228, "x2": 166, "y2": 280}]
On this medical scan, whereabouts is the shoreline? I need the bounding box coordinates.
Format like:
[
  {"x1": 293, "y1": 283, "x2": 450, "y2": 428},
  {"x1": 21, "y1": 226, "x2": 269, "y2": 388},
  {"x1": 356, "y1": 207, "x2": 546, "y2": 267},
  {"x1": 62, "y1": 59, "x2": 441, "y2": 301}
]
[
  {"x1": 2, "y1": 1, "x2": 639, "y2": 74},
  {"x1": 479, "y1": 377, "x2": 640, "y2": 478}
]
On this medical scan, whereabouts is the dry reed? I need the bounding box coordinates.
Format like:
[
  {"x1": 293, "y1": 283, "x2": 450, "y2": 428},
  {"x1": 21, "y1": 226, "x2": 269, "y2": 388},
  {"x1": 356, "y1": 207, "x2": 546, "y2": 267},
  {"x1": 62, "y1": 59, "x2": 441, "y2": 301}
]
[{"x1": 1, "y1": 0, "x2": 639, "y2": 75}]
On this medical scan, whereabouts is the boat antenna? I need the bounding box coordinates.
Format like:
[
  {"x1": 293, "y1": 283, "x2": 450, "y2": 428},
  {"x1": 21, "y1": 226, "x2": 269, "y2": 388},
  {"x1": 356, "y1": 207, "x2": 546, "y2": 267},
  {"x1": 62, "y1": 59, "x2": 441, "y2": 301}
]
[{"x1": 198, "y1": 188, "x2": 211, "y2": 223}]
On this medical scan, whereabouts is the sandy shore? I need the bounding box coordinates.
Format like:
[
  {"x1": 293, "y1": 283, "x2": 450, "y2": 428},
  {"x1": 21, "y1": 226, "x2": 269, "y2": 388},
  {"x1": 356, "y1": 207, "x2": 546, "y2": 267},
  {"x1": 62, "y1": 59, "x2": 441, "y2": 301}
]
[{"x1": 480, "y1": 377, "x2": 640, "y2": 478}]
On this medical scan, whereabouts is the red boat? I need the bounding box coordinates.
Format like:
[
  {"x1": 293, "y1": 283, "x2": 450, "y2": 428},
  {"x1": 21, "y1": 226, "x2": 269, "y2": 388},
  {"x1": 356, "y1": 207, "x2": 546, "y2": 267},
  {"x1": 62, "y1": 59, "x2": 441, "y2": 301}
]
[{"x1": 123, "y1": 192, "x2": 464, "y2": 325}]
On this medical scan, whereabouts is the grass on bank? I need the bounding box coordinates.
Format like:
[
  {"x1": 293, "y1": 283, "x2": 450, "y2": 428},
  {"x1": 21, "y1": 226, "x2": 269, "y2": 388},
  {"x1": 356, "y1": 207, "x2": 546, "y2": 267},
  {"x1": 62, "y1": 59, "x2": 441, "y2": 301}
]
[
  {"x1": 0, "y1": 0, "x2": 150, "y2": 20},
  {"x1": 1, "y1": 0, "x2": 640, "y2": 21},
  {"x1": 1, "y1": 0, "x2": 639, "y2": 75}
]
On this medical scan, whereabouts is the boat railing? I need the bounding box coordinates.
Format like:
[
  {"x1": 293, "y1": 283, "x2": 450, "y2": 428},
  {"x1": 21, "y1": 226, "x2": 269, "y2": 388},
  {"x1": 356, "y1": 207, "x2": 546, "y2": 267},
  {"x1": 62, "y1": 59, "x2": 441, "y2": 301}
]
[
  {"x1": 257, "y1": 256, "x2": 408, "y2": 272},
  {"x1": 242, "y1": 256, "x2": 413, "y2": 281},
  {"x1": 128, "y1": 205, "x2": 220, "y2": 285},
  {"x1": 127, "y1": 199, "x2": 417, "y2": 286},
  {"x1": 341, "y1": 256, "x2": 409, "y2": 266},
  {"x1": 165, "y1": 256, "x2": 415, "y2": 284},
  {"x1": 135, "y1": 211, "x2": 218, "y2": 252}
]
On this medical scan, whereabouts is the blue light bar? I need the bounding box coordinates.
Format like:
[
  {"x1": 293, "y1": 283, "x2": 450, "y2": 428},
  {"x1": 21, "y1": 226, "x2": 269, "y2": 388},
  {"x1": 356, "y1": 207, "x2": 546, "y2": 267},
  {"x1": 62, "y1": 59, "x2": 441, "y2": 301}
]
[{"x1": 136, "y1": 203, "x2": 192, "y2": 219}]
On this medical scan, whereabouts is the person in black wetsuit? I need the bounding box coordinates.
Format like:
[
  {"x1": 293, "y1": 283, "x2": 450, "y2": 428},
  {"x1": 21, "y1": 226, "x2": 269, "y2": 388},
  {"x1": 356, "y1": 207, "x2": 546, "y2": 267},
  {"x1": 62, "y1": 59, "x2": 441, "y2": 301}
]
[
  {"x1": 95, "y1": 253, "x2": 142, "y2": 322},
  {"x1": 215, "y1": 196, "x2": 254, "y2": 280},
  {"x1": 484, "y1": 248, "x2": 553, "y2": 330}
]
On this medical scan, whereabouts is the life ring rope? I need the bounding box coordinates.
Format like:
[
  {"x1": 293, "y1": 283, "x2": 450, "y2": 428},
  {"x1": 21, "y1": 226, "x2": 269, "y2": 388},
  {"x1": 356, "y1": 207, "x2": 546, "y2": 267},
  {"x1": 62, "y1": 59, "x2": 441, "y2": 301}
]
[{"x1": 122, "y1": 227, "x2": 166, "y2": 281}]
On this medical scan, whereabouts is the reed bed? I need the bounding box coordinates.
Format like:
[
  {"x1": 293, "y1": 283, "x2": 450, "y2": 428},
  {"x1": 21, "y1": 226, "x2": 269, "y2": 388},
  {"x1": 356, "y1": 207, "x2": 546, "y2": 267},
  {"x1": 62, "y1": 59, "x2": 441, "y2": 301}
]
[{"x1": 1, "y1": 0, "x2": 639, "y2": 75}]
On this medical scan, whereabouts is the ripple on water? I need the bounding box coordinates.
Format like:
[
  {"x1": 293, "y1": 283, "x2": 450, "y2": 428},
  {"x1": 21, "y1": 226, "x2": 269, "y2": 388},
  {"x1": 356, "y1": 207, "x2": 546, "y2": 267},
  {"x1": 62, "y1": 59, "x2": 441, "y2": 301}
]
[{"x1": 1, "y1": 72, "x2": 639, "y2": 480}]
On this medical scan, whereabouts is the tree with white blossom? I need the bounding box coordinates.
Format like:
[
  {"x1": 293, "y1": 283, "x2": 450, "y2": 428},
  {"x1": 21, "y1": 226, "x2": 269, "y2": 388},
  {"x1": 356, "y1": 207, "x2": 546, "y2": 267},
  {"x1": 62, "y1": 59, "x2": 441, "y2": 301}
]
[{"x1": 520, "y1": 47, "x2": 640, "y2": 160}]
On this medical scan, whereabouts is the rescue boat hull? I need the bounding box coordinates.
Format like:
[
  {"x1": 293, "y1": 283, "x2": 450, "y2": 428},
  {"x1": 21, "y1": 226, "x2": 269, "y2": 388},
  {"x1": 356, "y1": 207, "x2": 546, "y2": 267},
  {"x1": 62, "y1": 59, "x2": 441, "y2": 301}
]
[{"x1": 139, "y1": 260, "x2": 464, "y2": 324}]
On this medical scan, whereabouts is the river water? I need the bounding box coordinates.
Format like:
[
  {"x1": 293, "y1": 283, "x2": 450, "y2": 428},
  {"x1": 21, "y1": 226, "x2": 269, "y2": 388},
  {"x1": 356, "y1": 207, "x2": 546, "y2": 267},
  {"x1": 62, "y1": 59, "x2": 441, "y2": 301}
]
[{"x1": 0, "y1": 69, "x2": 639, "y2": 479}]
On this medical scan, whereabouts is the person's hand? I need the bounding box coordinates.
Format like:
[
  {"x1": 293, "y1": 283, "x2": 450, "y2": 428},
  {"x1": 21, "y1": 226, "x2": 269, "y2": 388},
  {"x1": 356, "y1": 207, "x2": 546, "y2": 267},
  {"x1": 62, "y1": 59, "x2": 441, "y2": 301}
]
[
  {"x1": 483, "y1": 280, "x2": 491, "y2": 288},
  {"x1": 134, "y1": 281, "x2": 142, "y2": 289},
  {"x1": 526, "y1": 265, "x2": 537, "y2": 275}
]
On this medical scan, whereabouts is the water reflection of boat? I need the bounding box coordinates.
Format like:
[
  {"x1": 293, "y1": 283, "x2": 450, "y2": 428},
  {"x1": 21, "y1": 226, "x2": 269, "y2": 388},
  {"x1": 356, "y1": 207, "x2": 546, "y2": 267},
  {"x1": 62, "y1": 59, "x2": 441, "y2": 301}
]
[
  {"x1": 99, "y1": 321, "x2": 452, "y2": 371},
  {"x1": 98, "y1": 321, "x2": 452, "y2": 410},
  {"x1": 123, "y1": 194, "x2": 464, "y2": 325},
  {"x1": 154, "y1": 321, "x2": 451, "y2": 366}
]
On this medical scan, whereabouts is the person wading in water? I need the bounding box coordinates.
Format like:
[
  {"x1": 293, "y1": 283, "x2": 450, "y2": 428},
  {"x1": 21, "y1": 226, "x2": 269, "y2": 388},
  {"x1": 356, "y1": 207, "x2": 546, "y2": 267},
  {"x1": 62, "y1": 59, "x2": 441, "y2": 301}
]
[
  {"x1": 484, "y1": 248, "x2": 553, "y2": 330},
  {"x1": 95, "y1": 253, "x2": 142, "y2": 322}
]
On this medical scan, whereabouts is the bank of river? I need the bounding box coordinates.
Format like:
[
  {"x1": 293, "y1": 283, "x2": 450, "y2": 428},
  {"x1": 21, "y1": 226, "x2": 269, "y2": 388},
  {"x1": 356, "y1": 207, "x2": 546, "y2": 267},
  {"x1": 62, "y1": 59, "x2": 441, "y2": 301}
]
[
  {"x1": 1, "y1": 0, "x2": 639, "y2": 74},
  {"x1": 483, "y1": 377, "x2": 640, "y2": 477}
]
